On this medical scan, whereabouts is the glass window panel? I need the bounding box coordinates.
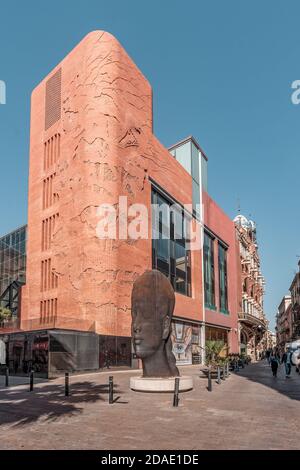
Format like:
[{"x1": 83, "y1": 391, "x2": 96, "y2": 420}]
[
  {"x1": 174, "y1": 141, "x2": 191, "y2": 174},
  {"x1": 151, "y1": 188, "x2": 191, "y2": 297},
  {"x1": 191, "y1": 142, "x2": 200, "y2": 184},
  {"x1": 204, "y1": 232, "x2": 215, "y2": 308},
  {"x1": 192, "y1": 180, "x2": 200, "y2": 219},
  {"x1": 20, "y1": 241, "x2": 26, "y2": 254},
  {"x1": 20, "y1": 229, "x2": 26, "y2": 242},
  {"x1": 173, "y1": 208, "x2": 183, "y2": 242},
  {"x1": 157, "y1": 238, "x2": 169, "y2": 262},
  {"x1": 201, "y1": 156, "x2": 208, "y2": 193},
  {"x1": 175, "y1": 278, "x2": 186, "y2": 294},
  {"x1": 219, "y1": 243, "x2": 228, "y2": 312}
]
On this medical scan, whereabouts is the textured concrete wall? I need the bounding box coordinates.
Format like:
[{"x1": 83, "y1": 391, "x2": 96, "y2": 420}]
[{"x1": 21, "y1": 31, "x2": 204, "y2": 337}]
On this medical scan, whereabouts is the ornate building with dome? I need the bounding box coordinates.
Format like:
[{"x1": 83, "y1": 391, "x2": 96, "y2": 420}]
[{"x1": 234, "y1": 214, "x2": 268, "y2": 360}]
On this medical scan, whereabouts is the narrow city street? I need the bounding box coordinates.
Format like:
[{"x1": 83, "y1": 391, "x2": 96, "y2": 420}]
[{"x1": 0, "y1": 360, "x2": 299, "y2": 450}]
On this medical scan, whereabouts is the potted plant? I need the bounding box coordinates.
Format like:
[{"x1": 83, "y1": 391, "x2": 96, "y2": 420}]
[
  {"x1": 204, "y1": 340, "x2": 226, "y2": 377},
  {"x1": 0, "y1": 307, "x2": 12, "y2": 327}
]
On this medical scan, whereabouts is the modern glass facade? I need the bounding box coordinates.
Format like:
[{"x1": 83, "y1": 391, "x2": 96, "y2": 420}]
[
  {"x1": 204, "y1": 231, "x2": 215, "y2": 309},
  {"x1": 169, "y1": 136, "x2": 208, "y2": 219},
  {"x1": 152, "y1": 188, "x2": 191, "y2": 296},
  {"x1": 1, "y1": 329, "x2": 132, "y2": 377},
  {"x1": 0, "y1": 225, "x2": 27, "y2": 302},
  {"x1": 218, "y1": 243, "x2": 228, "y2": 313}
]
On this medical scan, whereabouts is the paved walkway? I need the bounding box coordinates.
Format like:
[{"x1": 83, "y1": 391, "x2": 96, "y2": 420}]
[{"x1": 0, "y1": 361, "x2": 299, "y2": 450}]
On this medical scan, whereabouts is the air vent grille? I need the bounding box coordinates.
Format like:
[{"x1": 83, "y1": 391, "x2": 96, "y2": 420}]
[{"x1": 45, "y1": 68, "x2": 61, "y2": 130}]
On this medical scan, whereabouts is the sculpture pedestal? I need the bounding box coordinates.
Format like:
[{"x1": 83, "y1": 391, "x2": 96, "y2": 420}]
[{"x1": 130, "y1": 376, "x2": 193, "y2": 392}]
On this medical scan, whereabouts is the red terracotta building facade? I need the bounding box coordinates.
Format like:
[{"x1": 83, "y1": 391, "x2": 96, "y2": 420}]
[{"x1": 0, "y1": 31, "x2": 242, "y2": 375}]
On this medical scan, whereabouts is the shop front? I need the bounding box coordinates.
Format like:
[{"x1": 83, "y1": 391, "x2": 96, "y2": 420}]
[
  {"x1": 2, "y1": 331, "x2": 49, "y2": 376},
  {"x1": 171, "y1": 319, "x2": 203, "y2": 365},
  {"x1": 205, "y1": 325, "x2": 229, "y2": 357},
  {"x1": 0, "y1": 329, "x2": 132, "y2": 377},
  {"x1": 98, "y1": 335, "x2": 132, "y2": 369}
]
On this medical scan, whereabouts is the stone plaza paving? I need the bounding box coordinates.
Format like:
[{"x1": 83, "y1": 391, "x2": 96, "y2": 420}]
[{"x1": 0, "y1": 361, "x2": 299, "y2": 450}]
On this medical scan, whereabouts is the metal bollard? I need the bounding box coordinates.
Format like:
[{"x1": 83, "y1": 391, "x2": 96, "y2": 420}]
[
  {"x1": 65, "y1": 372, "x2": 69, "y2": 397},
  {"x1": 222, "y1": 365, "x2": 226, "y2": 380},
  {"x1": 226, "y1": 362, "x2": 229, "y2": 377},
  {"x1": 208, "y1": 369, "x2": 212, "y2": 391},
  {"x1": 173, "y1": 377, "x2": 180, "y2": 407},
  {"x1": 29, "y1": 370, "x2": 34, "y2": 392},
  {"x1": 217, "y1": 366, "x2": 221, "y2": 384},
  {"x1": 109, "y1": 376, "x2": 114, "y2": 404},
  {"x1": 5, "y1": 367, "x2": 9, "y2": 387}
]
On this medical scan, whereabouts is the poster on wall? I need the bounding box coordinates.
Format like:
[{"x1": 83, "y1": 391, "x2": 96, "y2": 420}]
[{"x1": 171, "y1": 321, "x2": 192, "y2": 365}]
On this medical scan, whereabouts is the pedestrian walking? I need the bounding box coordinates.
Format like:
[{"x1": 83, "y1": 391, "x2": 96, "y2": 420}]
[
  {"x1": 104, "y1": 349, "x2": 110, "y2": 369},
  {"x1": 270, "y1": 355, "x2": 279, "y2": 377},
  {"x1": 281, "y1": 349, "x2": 293, "y2": 378},
  {"x1": 266, "y1": 349, "x2": 271, "y2": 365}
]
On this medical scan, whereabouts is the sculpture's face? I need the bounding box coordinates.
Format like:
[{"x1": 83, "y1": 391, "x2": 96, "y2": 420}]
[{"x1": 131, "y1": 291, "x2": 166, "y2": 359}]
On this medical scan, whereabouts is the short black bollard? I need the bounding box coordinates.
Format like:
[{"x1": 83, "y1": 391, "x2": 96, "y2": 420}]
[
  {"x1": 29, "y1": 370, "x2": 34, "y2": 392},
  {"x1": 65, "y1": 372, "x2": 69, "y2": 397},
  {"x1": 173, "y1": 377, "x2": 180, "y2": 407},
  {"x1": 5, "y1": 367, "x2": 9, "y2": 387},
  {"x1": 217, "y1": 366, "x2": 221, "y2": 384},
  {"x1": 109, "y1": 376, "x2": 114, "y2": 404},
  {"x1": 208, "y1": 369, "x2": 212, "y2": 391}
]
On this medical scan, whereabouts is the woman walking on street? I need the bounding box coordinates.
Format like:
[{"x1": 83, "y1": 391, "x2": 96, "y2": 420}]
[{"x1": 270, "y1": 355, "x2": 279, "y2": 377}]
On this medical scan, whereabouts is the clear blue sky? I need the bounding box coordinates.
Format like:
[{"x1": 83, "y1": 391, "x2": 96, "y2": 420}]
[{"x1": 1, "y1": 1, "x2": 299, "y2": 329}]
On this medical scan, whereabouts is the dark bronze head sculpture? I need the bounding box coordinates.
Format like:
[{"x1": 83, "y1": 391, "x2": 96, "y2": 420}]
[{"x1": 131, "y1": 269, "x2": 179, "y2": 378}]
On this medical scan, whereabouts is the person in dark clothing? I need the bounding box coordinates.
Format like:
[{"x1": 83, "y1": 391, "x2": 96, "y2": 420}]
[
  {"x1": 270, "y1": 355, "x2": 279, "y2": 377},
  {"x1": 281, "y1": 349, "x2": 292, "y2": 378},
  {"x1": 275, "y1": 350, "x2": 281, "y2": 361},
  {"x1": 266, "y1": 349, "x2": 271, "y2": 365},
  {"x1": 104, "y1": 350, "x2": 110, "y2": 369}
]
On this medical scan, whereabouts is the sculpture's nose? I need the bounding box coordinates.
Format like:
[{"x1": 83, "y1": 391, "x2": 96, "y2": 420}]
[{"x1": 133, "y1": 324, "x2": 142, "y2": 334}]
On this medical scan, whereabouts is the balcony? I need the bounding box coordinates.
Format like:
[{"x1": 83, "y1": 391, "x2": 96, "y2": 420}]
[{"x1": 238, "y1": 311, "x2": 267, "y2": 330}]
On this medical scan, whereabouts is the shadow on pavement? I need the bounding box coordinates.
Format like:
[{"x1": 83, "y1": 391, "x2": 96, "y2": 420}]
[
  {"x1": 237, "y1": 360, "x2": 300, "y2": 401},
  {"x1": 0, "y1": 380, "x2": 123, "y2": 427}
]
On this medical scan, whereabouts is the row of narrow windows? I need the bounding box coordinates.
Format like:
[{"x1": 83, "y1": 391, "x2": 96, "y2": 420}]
[
  {"x1": 40, "y1": 298, "x2": 58, "y2": 323},
  {"x1": 41, "y1": 213, "x2": 59, "y2": 251},
  {"x1": 44, "y1": 133, "x2": 60, "y2": 171},
  {"x1": 41, "y1": 258, "x2": 58, "y2": 292},
  {"x1": 39, "y1": 135, "x2": 60, "y2": 318},
  {"x1": 42, "y1": 173, "x2": 59, "y2": 209}
]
